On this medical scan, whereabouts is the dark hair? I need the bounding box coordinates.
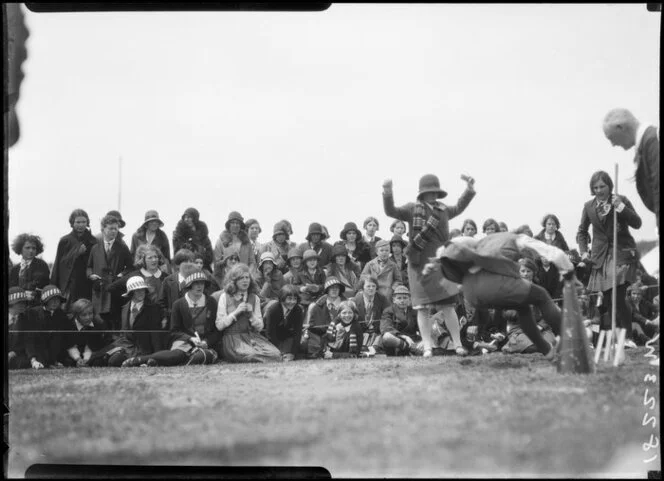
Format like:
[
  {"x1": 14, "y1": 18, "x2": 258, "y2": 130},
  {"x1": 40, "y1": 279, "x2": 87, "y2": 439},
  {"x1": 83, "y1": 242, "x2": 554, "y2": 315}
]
[
  {"x1": 540, "y1": 214, "x2": 561, "y2": 229},
  {"x1": 12, "y1": 233, "x2": 44, "y2": 256},
  {"x1": 134, "y1": 244, "x2": 166, "y2": 269},
  {"x1": 172, "y1": 248, "x2": 196, "y2": 266},
  {"x1": 514, "y1": 224, "x2": 534, "y2": 237},
  {"x1": 68, "y1": 209, "x2": 90, "y2": 228},
  {"x1": 223, "y1": 263, "x2": 259, "y2": 296},
  {"x1": 278, "y1": 284, "x2": 301, "y2": 303},
  {"x1": 389, "y1": 219, "x2": 406, "y2": 233},
  {"x1": 363, "y1": 216, "x2": 379, "y2": 229},
  {"x1": 482, "y1": 218, "x2": 500, "y2": 233},
  {"x1": 359, "y1": 275, "x2": 379, "y2": 290},
  {"x1": 69, "y1": 298, "x2": 94, "y2": 318},
  {"x1": 461, "y1": 219, "x2": 477, "y2": 233},
  {"x1": 100, "y1": 214, "x2": 120, "y2": 229},
  {"x1": 589, "y1": 170, "x2": 613, "y2": 196}
]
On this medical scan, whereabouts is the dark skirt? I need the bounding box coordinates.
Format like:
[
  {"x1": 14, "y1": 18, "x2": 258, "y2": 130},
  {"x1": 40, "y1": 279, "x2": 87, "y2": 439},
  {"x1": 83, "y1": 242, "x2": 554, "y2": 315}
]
[{"x1": 408, "y1": 263, "x2": 460, "y2": 308}]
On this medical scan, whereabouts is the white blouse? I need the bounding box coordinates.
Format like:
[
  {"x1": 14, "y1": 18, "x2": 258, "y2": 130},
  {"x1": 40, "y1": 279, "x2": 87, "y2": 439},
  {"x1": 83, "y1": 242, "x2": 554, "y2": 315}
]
[{"x1": 215, "y1": 292, "x2": 263, "y2": 332}]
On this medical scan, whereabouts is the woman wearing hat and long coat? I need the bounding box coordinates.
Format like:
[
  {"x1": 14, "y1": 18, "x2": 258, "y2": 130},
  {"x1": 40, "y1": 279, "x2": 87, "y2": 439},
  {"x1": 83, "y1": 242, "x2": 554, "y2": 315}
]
[
  {"x1": 130, "y1": 210, "x2": 172, "y2": 271},
  {"x1": 383, "y1": 173, "x2": 476, "y2": 357},
  {"x1": 173, "y1": 207, "x2": 214, "y2": 271},
  {"x1": 297, "y1": 222, "x2": 334, "y2": 268},
  {"x1": 51, "y1": 209, "x2": 98, "y2": 308},
  {"x1": 260, "y1": 221, "x2": 296, "y2": 274},
  {"x1": 213, "y1": 211, "x2": 256, "y2": 272},
  {"x1": 337, "y1": 222, "x2": 371, "y2": 270}
]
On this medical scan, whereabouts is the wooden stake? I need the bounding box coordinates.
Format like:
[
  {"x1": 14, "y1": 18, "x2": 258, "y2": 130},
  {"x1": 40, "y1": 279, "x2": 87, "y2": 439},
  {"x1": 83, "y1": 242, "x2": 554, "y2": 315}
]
[
  {"x1": 613, "y1": 327, "x2": 627, "y2": 367},
  {"x1": 594, "y1": 330, "x2": 605, "y2": 364},
  {"x1": 603, "y1": 330, "x2": 614, "y2": 362},
  {"x1": 610, "y1": 161, "x2": 619, "y2": 359}
]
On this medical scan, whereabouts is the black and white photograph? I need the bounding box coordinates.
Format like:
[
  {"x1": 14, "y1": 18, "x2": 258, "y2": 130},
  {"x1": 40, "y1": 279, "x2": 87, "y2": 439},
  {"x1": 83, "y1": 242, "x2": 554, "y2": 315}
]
[{"x1": 4, "y1": 3, "x2": 660, "y2": 478}]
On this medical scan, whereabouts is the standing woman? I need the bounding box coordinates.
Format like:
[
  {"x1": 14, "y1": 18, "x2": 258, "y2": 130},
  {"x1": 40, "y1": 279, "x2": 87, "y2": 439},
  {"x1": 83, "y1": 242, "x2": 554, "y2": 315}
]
[
  {"x1": 383, "y1": 173, "x2": 476, "y2": 357},
  {"x1": 172, "y1": 207, "x2": 214, "y2": 271},
  {"x1": 363, "y1": 217, "x2": 382, "y2": 260},
  {"x1": 50, "y1": 209, "x2": 98, "y2": 308},
  {"x1": 130, "y1": 210, "x2": 171, "y2": 272},
  {"x1": 213, "y1": 211, "x2": 256, "y2": 272},
  {"x1": 534, "y1": 214, "x2": 570, "y2": 252},
  {"x1": 576, "y1": 170, "x2": 642, "y2": 350},
  {"x1": 245, "y1": 219, "x2": 263, "y2": 266},
  {"x1": 337, "y1": 222, "x2": 371, "y2": 269},
  {"x1": 260, "y1": 221, "x2": 296, "y2": 274},
  {"x1": 325, "y1": 244, "x2": 361, "y2": 298},
  {"x1": 214, "y1": 263, "x2": 282, "y2": 363},
  {"x1": 9, "y1": 234, "x2": 50, "y2": 307}
]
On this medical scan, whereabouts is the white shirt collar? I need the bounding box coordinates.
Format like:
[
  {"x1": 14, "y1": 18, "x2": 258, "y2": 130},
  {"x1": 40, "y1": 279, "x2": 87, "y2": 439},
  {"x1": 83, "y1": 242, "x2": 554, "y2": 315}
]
[
  {"x1": 131, "y1": 300, "x2": 144, "y2": 311},
  {"x1": 74, "y1": 318, "x2": 88, "y2": 331},
  {"x1": 20, "y1": 258, "x2": 33, "y2": 267},
  {"x1": 140, "y1": 268, "x2": 162, "y2": 279},
  {"x1": 185, "y1": 292, "x2": 205, "y2": 307}
]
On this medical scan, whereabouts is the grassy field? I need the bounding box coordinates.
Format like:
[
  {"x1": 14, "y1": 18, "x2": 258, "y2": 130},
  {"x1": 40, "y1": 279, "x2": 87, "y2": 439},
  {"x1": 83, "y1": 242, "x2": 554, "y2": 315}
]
[{"x1": 6, "y1": 347, "x2": 661, "y2": 478}]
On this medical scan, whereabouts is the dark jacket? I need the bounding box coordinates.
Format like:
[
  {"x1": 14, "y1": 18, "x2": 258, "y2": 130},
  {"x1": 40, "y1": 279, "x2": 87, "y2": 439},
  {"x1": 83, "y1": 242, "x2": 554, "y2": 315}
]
[
  {"x1": 172, "y1": 220, "x2": 214, "y2": 269},
  {"x1": 130, "y1": 228, "x2": 171, "y2": 261},
  {"x1": 170, "y1": 295, "x2": 220, "y2": 346},
  {"x1": 634, "y1": 125, "x2": 659, "y2": 227},
  {"x1": 50, "y1": 229, "x2": 97, "y2": 303},
  {"x1": 537, "y1": 263, "x2": 562, "y2": 301},
  {"x1": 291, "y1": 267, "x2": 326, "y2": 306},
  {"x1": 106, "y1": 300, "x2": 166, "y2": 355},
  {"x1": 576, "y1": 195, "x2": 642, "y2": 269},
  {"x1": 380, "y1": 304, "x2": 419, "y2": 338},
  {"x1": 353, "y1": 291, "x2": 390, "y2": 333},
  {"x1": 296, "y1": 241, "x2": 334, "y2": 268},
  {"x1": 325, "y1": 320, "x2": 363, "y2": 355},
  {"x1": 23, "y1": 306, "x2": 72, "y2": 365},
  {"x1": 8, "y1": 311, "x2": 27, "y2": 356},
  {"x1": 86, "y1": 238, "x2": 133, "y2": 315},
  {"x1": 9, "y1": 258, "x2": 51, "y2": 303},
  {"x1": 534, "y1": 230, "x2": 570, "y2": 252},
  {"x1": 158, "y1": 273, "x2": 185, "y2": 322},
  {"x1": 264, "y1": 302, "x2": 305, "y2": 355},
  {"x1": 63, "y1": 317, "x2": 113, "y2": 355}
]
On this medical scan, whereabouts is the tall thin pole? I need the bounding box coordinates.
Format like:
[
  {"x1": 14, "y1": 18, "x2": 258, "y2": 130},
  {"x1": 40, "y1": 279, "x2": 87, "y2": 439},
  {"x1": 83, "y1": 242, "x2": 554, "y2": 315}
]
[
  {"x1": 611, "y1": 161, "x2": 618, "y2": 349},
  {"x1": 118, "y1": 156, "x2": 122, "y2": 211}
]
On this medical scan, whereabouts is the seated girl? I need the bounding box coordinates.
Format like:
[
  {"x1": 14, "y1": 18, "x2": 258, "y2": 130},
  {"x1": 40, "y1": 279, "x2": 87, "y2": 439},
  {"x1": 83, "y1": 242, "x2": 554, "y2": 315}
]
[
  {"x1": 255, "y1": 252, "x2": 285, "y2": 313},
  {"x1": 325, "y1": 244, "x2": 360, "y2": 298},
  {"x1": 121, "y1": 271, "x2": 220, "y2": 367},
  {"x1": 8, "y1": 287, "x2": 31, "y2": 369},
  {"x1": 352, "y1": 276, "x2": 389, "y2": 356},
  {"x1": 264, "y1": 285, "x2": 305, "y2": 361},
  {"x1": 304, "y1": 277, "x2": 348, "y2": 359},
  {"x1": 380, "y1": 285, "x2": 423, "y2": 356},
  {"x1": 323, "y1": 300, "x2": 364, "y2": 359},
  {"x1": 215, "y1": 263, "x2": 282, "y2": 363},
  {"x1": 65, "y1": 298, "x2": 112, "y2": 367}
]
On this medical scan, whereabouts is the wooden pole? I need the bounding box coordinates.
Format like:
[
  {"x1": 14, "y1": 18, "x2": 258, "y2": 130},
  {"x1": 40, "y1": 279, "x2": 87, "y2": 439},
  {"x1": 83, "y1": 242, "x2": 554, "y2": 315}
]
[{"x1": 611, "y1": 161, "x2": 618, "y2": 354}]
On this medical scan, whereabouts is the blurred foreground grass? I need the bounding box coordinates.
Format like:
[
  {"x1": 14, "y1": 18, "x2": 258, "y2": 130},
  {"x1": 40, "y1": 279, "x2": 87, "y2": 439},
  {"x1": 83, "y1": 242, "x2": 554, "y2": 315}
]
[{"x1": 7, "y1": 347, "x2": 661, "y2": 478}]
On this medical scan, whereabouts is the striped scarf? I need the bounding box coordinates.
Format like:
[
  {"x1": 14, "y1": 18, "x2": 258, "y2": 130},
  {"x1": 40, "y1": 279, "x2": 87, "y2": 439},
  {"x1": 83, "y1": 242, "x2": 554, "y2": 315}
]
[{"x1": 411, "y1": 201, "x2": 442, "y2": 252}]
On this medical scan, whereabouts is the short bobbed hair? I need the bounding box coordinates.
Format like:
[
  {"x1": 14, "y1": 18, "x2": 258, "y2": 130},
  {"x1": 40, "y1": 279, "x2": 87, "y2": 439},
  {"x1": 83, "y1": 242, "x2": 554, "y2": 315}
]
[
  {"x1": 541, "y1": 214, "x2": 561, "y2": 229},
  {"x1": 134, "y1": 244, "x2": 166, "y2": 269},
  {"x1": 589, "y1": 171, "x2": 613, "y2": 196},
  {"x1": 461, "y1": 219, "x2": 477, "y2": 233},
  {"x1": 70, "y1": 298, "x2": 94, "y2": 319},
  {"x1": 278, "y1": 284, "x2": 301, "y2": 303},
  {"x1": 172, "y1": 249, "x2": 195, "y2": 267},
  {"x1": 223, "y1": 263, "x2": 259, "y2": 296},
  {"x1": 12, "y1": 233, "x2": 44, "y2": 256},
  {"x1": 69, "y1": 209, "x2": 90, "y2": 228}
]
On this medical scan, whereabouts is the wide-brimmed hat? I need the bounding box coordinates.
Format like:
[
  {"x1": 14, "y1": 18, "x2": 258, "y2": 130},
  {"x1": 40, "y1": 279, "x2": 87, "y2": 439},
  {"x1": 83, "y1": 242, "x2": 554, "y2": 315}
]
[
  {"x1": 306, "y1": 223, "x2": 326, "y2": 242},
  {"x1": 182, "y1": 271, "x2": 210, "y2": 290},
  {"x1": 122, "y1": 276, "x2": 150, "y2": 297},
  {"x1": 324, "y1": 276, "x2": 345, "y2": 295},
  {"x1": 417, "y1": 174, "x2": 447, "y2": 200},
  {"x1": 272, "y1": 221, "x2": 289, "y2": 240},
  {"x1": 106, "y1": 210, "x2": 126, "y2": 228},
  {"x1": 259, "y1": 252, "x2": 277, "y2": 269},
  {"x1": 339, "y1": 222, "x2": 362, "y2": 240},
  {"x1": 142, "y1": 210, "x2": 164, "y2": 228},
  {"x1": 225, "y1": 211, "x2": 245, "y2": 231},
  {"x1": 40, "y1": 285, "x2": 67, "y2": 304},
  {"x1": 389, "y1": 234, "x2": 408, "y2": 249},
  {"x1": 9, "y1": 286, "x2": 28, "y2": 305},
  {"x1": 302, "y1": 249, "x2": 320, "y2": 262}
]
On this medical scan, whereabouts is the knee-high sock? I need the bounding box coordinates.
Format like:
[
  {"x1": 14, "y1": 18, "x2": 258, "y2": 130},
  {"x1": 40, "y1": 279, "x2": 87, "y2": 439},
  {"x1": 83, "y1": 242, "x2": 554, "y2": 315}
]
[
  {"x1": 417, "y1": 309, "x2": 435, "y2": 351},
  {"x1": 515, "y1": 304, "x2": 551, "y2": 355},
  {"x1": 436, "y1": 305, "x2": 463, "y2": 348}
]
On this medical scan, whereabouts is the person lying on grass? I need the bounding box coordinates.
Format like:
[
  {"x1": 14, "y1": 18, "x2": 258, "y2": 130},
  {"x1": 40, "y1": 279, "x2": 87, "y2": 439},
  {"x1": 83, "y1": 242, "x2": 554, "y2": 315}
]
[
  {"x1": 323, "y1": 300, "x2": 364, "y2": 359},
  {"x1": 429, "y1": 232, "x2": 575, "y2": 361},
  {"x1": 215, "y1": 263, "x2": 282, "y2": 363},
  {"x1": 380, "y1": 284, "x2": 424, "y2": 356},
  {"x1": 122, "y1": 270, "x2": 220, "y2": 367}
]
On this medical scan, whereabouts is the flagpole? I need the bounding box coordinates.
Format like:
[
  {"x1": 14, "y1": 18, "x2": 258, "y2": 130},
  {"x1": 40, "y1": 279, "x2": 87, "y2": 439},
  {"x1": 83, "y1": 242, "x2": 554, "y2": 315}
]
[{"x1": 118, "y1": 156, "x2": 122, "y2": 211}]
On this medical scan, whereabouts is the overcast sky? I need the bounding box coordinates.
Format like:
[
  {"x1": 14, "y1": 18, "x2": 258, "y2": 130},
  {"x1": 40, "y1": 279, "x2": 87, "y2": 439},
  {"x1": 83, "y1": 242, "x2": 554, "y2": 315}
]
[{"x1": 8, "y1": 4, "x2": 660, "y2": 264}]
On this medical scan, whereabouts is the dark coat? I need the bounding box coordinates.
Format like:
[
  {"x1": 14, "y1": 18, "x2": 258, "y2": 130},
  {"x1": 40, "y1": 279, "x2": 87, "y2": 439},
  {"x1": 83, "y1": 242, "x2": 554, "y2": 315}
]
[
  {"x1": 260, "y1": 239, "x2": 296, "y2": 274},
  {"x1": 325, "y1": 320, "x2": 363, "y2": 355},
  {"x1": 101, "y1": 301, "x2": 165, "y2": 356},
  {"x1": 170, "y1": 295, "x2": 220, "y2": 346},
  {"x1": 63, "y1": 317, "x2": 113, "y2": 354},
  {"x1": 213, "y1": 230, "x2": 256, "y2": 269},
  {"x1": 296, "y1": 241, "x2": 334, "y2": 267},
  {"x1": 86, "y1": 237, "x2": 133, "y2": 315},
  {"x1": 380, "y1": 305, "x2": 419, "y2": 338},
  {"x1": 50, "y1": 229, "x2": 97, "y2": 303},
  {"x1": 353, "y1": 291, "x2": 390, "y2": 333},
  {"x1": 576, "y1": 195, "x2": 642, "y2": 269},
  {"x1": 383, "y1": 187, "x2": 475, "y2": 305},
  {"x1": 534, "y1": 230, "x2": 570, "y2": 252},
  {"x1": 309, "y1": 295, "x2": 348, "y2": 334},
  {"x1": 130, "y1": 228, "x2": 171, "y2": 261},
  {"x1": 172, "y1": 220, "x2": 214, "y2": 269},
  {"x1": 334, "y1": 240, "x2": 371, "y2": 269},
  {"x1": 158, "y1": 273, "x2": 185, "y2": 321},
  {"x1": 634, "y1": 125, "x2": 659, "y2": 227},
  {"x1": 291, "y1": 267, "x2": 327, "y2": 306},
  {"x1": 9, "y1": 258, "x2": 51, "y2": 304},
  {"x1": 537, "y1": 264, "x2": 562, "y2": 301},
  {"x1": 257, "y1": 269, "x2": 285, "y2": 303},
  {"x1": 23, "y1": 306, "x2": 72, "y2": 365},
  {"x1": 8, "y1": 311, "x2": 27, "y2": 356},
  {"x1": 264, "y1": 302, "x2": 305, "y2": 356}
]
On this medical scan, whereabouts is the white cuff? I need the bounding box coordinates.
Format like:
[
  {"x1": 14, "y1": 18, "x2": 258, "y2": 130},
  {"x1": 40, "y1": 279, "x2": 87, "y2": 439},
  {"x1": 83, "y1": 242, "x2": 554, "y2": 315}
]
[{"x1": 615, "y1": 202, "x2": 625, "y2": 213}]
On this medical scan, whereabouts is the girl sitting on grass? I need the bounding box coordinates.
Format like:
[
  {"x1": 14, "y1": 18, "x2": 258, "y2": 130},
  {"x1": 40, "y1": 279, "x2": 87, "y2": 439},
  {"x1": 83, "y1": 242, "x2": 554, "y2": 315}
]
[
  {"x1": 324, "y1": 300, "x2": 363, "y2": 359},
  {"x1": 215, "y1": 263, "x2": 282, "y2": 363}
]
